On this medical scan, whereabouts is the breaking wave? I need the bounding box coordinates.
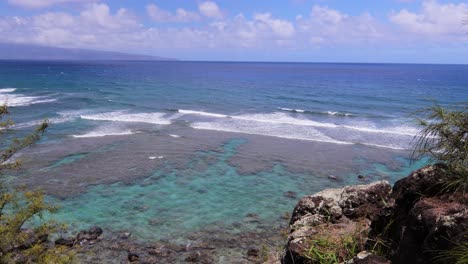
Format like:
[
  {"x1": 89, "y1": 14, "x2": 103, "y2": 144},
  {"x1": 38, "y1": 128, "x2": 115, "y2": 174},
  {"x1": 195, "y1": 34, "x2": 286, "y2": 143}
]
[
  {"x1": 80, "y1": 111, "x2": 175, "y2": 125},
  {"x1": 180, "y1": 110, "x2": 417, "y2": 150},
  {"x1": 0, "y1": 88, "x2": 57, "y2": 107}
]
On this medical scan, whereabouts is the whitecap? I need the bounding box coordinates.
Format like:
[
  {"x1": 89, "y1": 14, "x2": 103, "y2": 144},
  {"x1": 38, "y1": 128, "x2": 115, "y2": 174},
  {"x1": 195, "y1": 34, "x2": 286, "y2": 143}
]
[
  {"x1": 0, "y1": 88, "x2": 17, "y2": 93},
  {"x1": 14, "y1": 116, "x2": 73, "y2": 129},
  {"x1": 72, "y1": 128, "x2": 133, "y2": 138},
  {"x1": 232, "y1": 112, "x2": 417, "y2": 137},
  {"x1": 14, "y1": 109, "x2": 92, "y2": 128},
  {"x1": 325, "y1": 111, "x2": 353, "y2": 116},
  {"x1": 72, "y1": 131, "x2": 133, "y2": 138},
  {"x1": 178, "y1": 109, "x2": 229, "y2": 118},
  {"x1": 191, "y1": 119, "x2": 352, "y2": 145},
  {"x1": 0, "y1": 89, "x2": 56, "y2": 107},
  {"x1": 148, "y1": 155, "x2": 164, "y2": 160},
  {"x1": 80, "y1": 111, "x2": 174, "y2": 125},
  {"x1": 181, "y1": 109, "x2": 417, "y2": 150},
  {"x1": 277, "y1": 107, "x2": 305, "y2": 113},
  {"x1": 233, "y1": 112, "x2": 337, "y2": 128}
]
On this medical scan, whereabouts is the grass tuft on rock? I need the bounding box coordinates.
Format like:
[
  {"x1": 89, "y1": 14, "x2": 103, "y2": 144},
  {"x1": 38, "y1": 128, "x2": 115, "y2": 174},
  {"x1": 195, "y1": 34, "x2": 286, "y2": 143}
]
[
  {"x1": 304, "y1": 221, "x2": 368, "y2": 264},
  {"x1": 434, "y1": 237, "x2": 468, "y2": 264}
]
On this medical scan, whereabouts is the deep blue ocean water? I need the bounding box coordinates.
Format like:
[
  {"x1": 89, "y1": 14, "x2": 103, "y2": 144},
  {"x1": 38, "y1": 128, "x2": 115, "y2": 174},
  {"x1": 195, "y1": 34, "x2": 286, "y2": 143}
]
[
  {"x1": 1, "y1": 61, "x2": 466, "y2": 149},
  {"x1": 0, "y1": 61, "x2": 467, "y2": 256}
]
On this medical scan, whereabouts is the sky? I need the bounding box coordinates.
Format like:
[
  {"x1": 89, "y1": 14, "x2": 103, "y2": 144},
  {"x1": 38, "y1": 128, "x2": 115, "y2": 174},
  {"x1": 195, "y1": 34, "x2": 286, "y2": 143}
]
[{"x1": 0, "y1": 0, "x2": 467, "y2": 63}]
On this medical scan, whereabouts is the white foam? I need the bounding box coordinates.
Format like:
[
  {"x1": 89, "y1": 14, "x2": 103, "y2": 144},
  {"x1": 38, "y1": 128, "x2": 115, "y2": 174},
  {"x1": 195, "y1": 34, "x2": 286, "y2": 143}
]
[
  {"x1": 0, "y1": 95, "x2": 57, "y2": 107},
  {"x1": 180, "y1": 110, "x2": 417, "y2": 150},
  {"x1": 0, "y1": 88, "x2": 17, "y2": 93},
  {"x1": 325, "y1": 111, "x2": 352, "y2": 116},
  {"x1": 58, "y1": 109, "x2": 98, "y2": 118},
  {"x1": 192, "y1": 120, "x2": 412, "y2": 149},
  {"x1": 149, "y1": 155, "x2": 164, "y2": 160},
  {"x1": 342, "y1": 122, "x2": 418, "y2": 136},
  {"x1": 0, "y1": 88, "x2": 56, "y2": 107},
  {"x1": 278, "y1": 107, "x2": 305, "y2": 113},
  {"x1": 178, "y1": 109, "x2": 229, "y2": 118},
  {"x1": 191, "y1": 119, "x2": 352, "y2": 145},
  {"x1": 72, "y1": 125, "x2": 134, "y2": 138},
  {"x1": 14, "y1": 110, "x2": 92, "y2": 128},
  {"x1": 234, "y1": 112, "x2": 337, "y2": 128},
  {"x1": 206, "y1": 111, "x2": 417, "y2": 137},
  {"x1": 358, "y1": 142, "x2": 407, "y2": 150},
  {"x1": 279, "y1": 107, "x2": 353, "y2": 116},
  {"x1": 72, "y1": 131, "x2": 133, "y2": 138},
  {"x1": 72, "y1": 108, "x2": 417, "y2": 150},
  {"x1": 14, "y1": 116, "x2": 73, "y2": 129},
  {"x1": 80, "y1": 111, "x2": 173, "y2": 125},
  {"x1": 30, "y1": 98, "x2": 57, "y2": 104}
]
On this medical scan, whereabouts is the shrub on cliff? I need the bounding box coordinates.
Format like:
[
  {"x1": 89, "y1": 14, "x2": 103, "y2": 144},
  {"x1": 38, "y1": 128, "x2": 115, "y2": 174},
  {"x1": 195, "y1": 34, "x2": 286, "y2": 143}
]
[
  {"x1": 0, "y1": 105, "x2": 72, "y2": 263},
  {"x1": 413, "y1": 104, "x2": 468, "y2": 192}
]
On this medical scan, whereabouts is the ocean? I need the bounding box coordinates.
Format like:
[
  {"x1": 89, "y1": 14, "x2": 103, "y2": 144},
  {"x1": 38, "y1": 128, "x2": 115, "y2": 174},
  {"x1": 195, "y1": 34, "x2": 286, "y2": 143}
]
[{"x1": 1, "y1": 61, "x2": 467, "y2": 260}]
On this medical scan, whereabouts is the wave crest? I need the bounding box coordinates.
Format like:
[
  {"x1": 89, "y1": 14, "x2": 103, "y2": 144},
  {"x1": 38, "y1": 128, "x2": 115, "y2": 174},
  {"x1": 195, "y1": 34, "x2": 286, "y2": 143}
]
[
  {"x1": 0, "y1": 88, "x2": 56, "y2": 107},
  {"x1": 80, "y1": 111, "x2": 174, "y2": 125}
]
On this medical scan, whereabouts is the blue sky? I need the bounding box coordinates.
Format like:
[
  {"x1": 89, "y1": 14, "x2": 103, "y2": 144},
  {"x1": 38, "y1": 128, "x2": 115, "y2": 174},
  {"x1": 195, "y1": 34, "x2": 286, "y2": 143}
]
[{"x1": 0, "y1": 0, "x2": 467, "y2": 63}]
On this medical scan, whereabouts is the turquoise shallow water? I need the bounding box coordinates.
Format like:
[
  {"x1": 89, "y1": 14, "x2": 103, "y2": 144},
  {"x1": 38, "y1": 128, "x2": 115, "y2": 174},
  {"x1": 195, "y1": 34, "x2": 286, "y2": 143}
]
[
  {"x1": 47, "y1": 139, "x2": 325, "y2": 240},
  {"x1": 0, "y1": 61, "x2": 465, "y2": 250},
  {"x1": 37, "y1": 138, "x2": 427, "y2": 243},
  {"x1": 41, "y1": 153, "x2": 88, "y2": 171}
]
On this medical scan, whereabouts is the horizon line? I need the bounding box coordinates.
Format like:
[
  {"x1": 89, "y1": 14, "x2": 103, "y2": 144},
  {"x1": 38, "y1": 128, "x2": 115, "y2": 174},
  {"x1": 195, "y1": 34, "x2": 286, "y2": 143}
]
[{"x1": 0, "y1": 59, "x2": 467, "y2": 66}]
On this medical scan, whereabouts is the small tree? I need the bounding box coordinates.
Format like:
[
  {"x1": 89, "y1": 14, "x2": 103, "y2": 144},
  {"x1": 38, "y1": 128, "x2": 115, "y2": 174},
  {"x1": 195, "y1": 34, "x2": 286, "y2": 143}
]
[
  {"x1": 412, "y1": 103, "x2": 468, "y2": 192},
  {"x1": 0, "y1": 105, "x2": 72, "y2": 263}
]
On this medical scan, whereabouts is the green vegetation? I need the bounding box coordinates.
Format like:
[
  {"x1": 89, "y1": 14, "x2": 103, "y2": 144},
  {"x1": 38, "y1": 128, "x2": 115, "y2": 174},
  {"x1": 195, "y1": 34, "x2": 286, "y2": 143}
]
[
  {"x1": 412, "y1": 104, "x2": 467, "y2": 264},
  {"x1": 0, "y1": 105, "x2": 73, "y2": 263},
  {"x1": 305, "y1": 233, "x2": 360, "y2": 263},
  {"x1": 412, "y1": 104, "x2": 468, "y2": 192},
  {"x1": 447, "y1": 240, "x2": 468, "y2": 264},
  {"x1": 435, "y1": 237, "x2": 468, "y2": 264},
  {"x1": 304, "y1": 223, "x2": 367, "y2": 264},
  {"x1": 368, "y1": 219, "x2": 393, "y2": 257}
]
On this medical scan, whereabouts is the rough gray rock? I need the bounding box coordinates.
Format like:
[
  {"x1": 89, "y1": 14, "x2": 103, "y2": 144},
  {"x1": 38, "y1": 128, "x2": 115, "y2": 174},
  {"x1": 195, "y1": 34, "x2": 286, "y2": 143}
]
[
  {"x1": 383, "y1": 165, "x2": 468, "y2": 263},
  {"x1": 345, "y1": 251, "x2": 391, "y2": 264},
  {"x1": 283, "y1": 181, "x2": 392, "y2": 264},
  {"x1": 76, "y1": 226, "x2": 103, "y2": 244},
  {"x1": 281, "y1": 165, "x2": 467, "y2": 264}
]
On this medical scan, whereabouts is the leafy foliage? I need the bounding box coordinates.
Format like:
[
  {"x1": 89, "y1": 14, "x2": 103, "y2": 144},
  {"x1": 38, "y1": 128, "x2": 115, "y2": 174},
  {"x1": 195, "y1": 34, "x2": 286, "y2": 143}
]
[
  {"x1": 0, "y1": 105, "x2": 73, "y2": 263},
  {"x1": 412, "y1": 104, "x2": 468, "y2": 192}
]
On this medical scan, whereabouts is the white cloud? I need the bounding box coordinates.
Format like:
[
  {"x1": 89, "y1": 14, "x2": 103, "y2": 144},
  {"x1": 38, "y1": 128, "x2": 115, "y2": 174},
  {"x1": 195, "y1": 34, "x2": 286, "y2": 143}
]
[
  {"x1": 199, "y1": 1, "x2": 224, "y2": 19},
  {"x1": 296, "y1": 5, "x2": 386, "y2": 46},
  {"x1": 0, "y1": 0, "x2": 466, "y2": 58},
  {"x1": 389, "y1": 1, "x2": 467, "y2": 36},
  {"x1": 80, "y1": 3, "x2": 139, "y2": 30},
  {"x1": 146, "y1": 4, "x2": 200, "y2": 23},
  {"x1": 201, "y1": 13, "x2": 296, "y2": 48},
  {"x1": 254, "y1": 13, "x2": 295, "y2": 38},
  {"x1": 311, "y1": 5, "x2": 347, "y2": 25},
  {"x1": 0, "y1": 3, "x2": 142, "y2": 48},
  {"x1": 8, "y1": 0, "x2": 93, "y2": 9}
]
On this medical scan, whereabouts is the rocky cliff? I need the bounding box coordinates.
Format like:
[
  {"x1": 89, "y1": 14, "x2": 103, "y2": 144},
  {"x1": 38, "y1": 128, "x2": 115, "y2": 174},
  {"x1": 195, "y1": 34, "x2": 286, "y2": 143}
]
[{"x1": 281, "y1": 164, "x2": 467, "y2": 264}]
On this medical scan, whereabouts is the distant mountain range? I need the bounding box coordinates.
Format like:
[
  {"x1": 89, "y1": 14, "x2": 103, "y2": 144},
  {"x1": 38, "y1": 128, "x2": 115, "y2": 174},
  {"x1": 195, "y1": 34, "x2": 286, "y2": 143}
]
[{"x1": 0, "y1": 43, "x2": 174, "y2": 61}]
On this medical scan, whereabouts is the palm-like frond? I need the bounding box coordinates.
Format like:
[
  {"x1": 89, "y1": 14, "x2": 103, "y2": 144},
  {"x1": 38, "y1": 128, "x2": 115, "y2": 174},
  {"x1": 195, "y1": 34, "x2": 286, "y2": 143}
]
[{"x1": 412, "y1": 103, "x2": 468, "y2": 192}]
